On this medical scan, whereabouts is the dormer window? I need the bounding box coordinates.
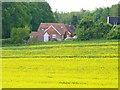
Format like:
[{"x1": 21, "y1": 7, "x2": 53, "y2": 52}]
[
  {"x1": 61, "y1": 26, "x2": 63, "y2": 28},
  {"x1": 42, "y1": 28, "x2": 46, "y2": 31}
]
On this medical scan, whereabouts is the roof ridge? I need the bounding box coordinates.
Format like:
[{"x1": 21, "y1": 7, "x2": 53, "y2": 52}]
[{"x1": 40, "y1": 23, "x2": 65, "y2": 24}]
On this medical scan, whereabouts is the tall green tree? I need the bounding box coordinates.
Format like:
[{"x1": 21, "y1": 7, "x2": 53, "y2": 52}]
[
  {"x1": 71, "y1": 15, "x2": 78, "y2": 27},
  {"x1": 30, "y1": 2, "x2": 55, "y2": 31},
  {"x1": 2, "y1": 2, "x2": 55, "y2": 38},
  {"x1": 110, "y1": 4, "x2": 119, "y2": 16},
  {"x1": 2, "y1": 2, "x2": 31, "y2": 38},
  {"x1": 76, "y1": 17, "x2": 94, "y2": 40}
]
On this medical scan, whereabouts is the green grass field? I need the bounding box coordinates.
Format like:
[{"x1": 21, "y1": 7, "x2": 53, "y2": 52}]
[{"x1": 1, "y1": 40, "x2": 118, "y2": 88}]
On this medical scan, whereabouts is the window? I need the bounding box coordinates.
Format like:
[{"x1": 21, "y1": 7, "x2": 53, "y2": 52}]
[
  {"x1": 52, "y1": 34, "x2": 56, "y2": 39},
  {"x1": 42, "y1": 28, "x2": 46, "y2": 31}
]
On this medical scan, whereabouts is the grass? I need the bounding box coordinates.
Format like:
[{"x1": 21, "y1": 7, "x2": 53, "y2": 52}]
[
  {"x1": 1, "y1": 39, "x2": 119, "y2": 88},
  {"x1": 2, "y1": 39, "x2": 118, "y2": 47}
]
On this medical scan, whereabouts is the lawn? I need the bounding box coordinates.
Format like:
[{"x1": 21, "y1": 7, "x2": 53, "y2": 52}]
[{"x1": 1, "y1": 40, "x2": 118, "y2": 88}]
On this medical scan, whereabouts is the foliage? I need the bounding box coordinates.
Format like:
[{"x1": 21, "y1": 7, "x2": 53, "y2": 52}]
[
  {"x1": 30, "y1": 2, "x2": 55, "y2": 31},
  {"x1": 110, "y1": 4, "x2": 119, "y2": 16},
  {"x1": 2, "y1": 2, "x2": 119, "y2": 41},
  {"x1": 92, "y1": 7, "x2": 110, "y2": 23},
  {"x1": 93, "y1": 23, "x2": 112, "y2": 39},
  {"x1": 54, "y1": 4, "x2": 119, "y2": 40},
  {"x1": 77, "y1": 18, "x2": 113, "y2": 40},
  {"x1": 2, "y1": 38, "x2": 12, "y2": 45},
  {"x1": 76, "y1": 17, "x2": 94, "y2": 40},
  {"x1": 10, "y1": 26, "x2": 30, "y2": 43},
  {"x1": 54, "y1": 9, "x2": 91, "y2": 26},
  {"x1": 2, "y1": 2, "x2": 31, "y2": 38},
  {"x1": 2, "y1": 2, "x2": 55, "y2": 38},
  {"x1": 71, "y1": 15, "x2": 79, "y2": 27},
  {"x1": 54, "y1": 4, "x2": 119, "y2": 25},
  {"x1": 107, "y1": 25, "x2": 120, "y2": 39}
]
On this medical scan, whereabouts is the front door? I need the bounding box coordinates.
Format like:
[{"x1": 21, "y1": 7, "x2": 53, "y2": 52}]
[{"x1": 44, "y1": 32, "x2": 49, "y2": 42}]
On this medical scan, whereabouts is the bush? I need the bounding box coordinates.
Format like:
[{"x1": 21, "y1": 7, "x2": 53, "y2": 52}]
[
  {"x1": 76, "y1": 18, "x2": 94, "y2": 41},
  {"x1": 76, "y1": 20, "x2": 113, "y2": 40},
  {"x1": 10, "y1": 26, "x2": 30, "y2": 44},
  {"x1": 107, "y1": 25, "x2": 120, "y2": 39},
  {"x1": 2, "y1": 39, "x2": 12, "y2": 45}
]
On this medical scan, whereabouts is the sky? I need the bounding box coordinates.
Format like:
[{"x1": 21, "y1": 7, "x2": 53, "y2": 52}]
[{"x1": 46, "y1": 0, "x2": 120, "y2": 12}]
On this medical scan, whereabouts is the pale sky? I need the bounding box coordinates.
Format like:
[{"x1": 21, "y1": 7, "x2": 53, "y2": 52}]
[{"x1": 46, "y1": 0, "x2": 119, "y2": 12}]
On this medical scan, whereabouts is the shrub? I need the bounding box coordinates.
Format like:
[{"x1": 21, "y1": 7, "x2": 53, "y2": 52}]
[
  {"x1": 107, "y1": 25, "x2": 120, "y2": 39},
  {"x1": 2, "y1": 38, "x2": 12, "y2": 45},
  {"x1": 10, "y1": 26, "x2": 30, "y2": 44}
]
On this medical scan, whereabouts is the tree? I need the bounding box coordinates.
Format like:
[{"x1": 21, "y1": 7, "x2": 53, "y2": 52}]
[
  {"x1": 76, "y1": 17, "x2": 112, "y2": 40},
  {"x1": 110, "y1": 4, "x2": 119, "y2": 16},
  {"x1": 54, "y1": 10, "x2": 61, "y2": 22},
  {"x1": 30, "y1": 2, "x2": 55, "y2": 31},
  {"x1": 76, "y1": 17, "x2": 94, "y2": 40},
  {"x1": 92, "y1": 23, "x2": 112, "y2": 39},
  {"x1": 71, "y1": 15, "x2": 78, "y2": 27},
  {"x1": 2, "y1": 2, "x2": 31, "y2": 38},
  {"x1": 10, "y1": 26, "x2": 30, "y2": 43},
  {"x1": 2, "y1": 2, "x2": 55, "y2": 38}
]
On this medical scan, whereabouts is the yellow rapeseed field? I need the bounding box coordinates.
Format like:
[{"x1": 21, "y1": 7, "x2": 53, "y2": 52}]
[{"x1": 1, "y1": 40, "x2": 118, "y2": 88}]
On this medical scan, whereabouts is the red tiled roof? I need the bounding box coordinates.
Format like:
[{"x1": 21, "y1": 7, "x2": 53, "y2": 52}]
[
  {"x1": 65, "y1": 25, "x2": 76, "y2": 34},
  {"x1": 30, "y1": 32, "x2": 39, "y2": 36},
  {"x1": 30, "y1": 23, "x2": 76, "y2": 38},
  {"x1": 38, "y1": 23, "x2": 68, "y2": 35}
]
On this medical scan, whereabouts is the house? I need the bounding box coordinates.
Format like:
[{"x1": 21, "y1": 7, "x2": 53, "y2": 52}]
[
  {"x1": 107, "y1": 16, "x2": 120, "y2": 25},
  {"x1": 65, "y1": 25, "x2": 76, "y2": 37},
  {"x1": 30, "y1": 23, "x2": 76, "y2": 42}
]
